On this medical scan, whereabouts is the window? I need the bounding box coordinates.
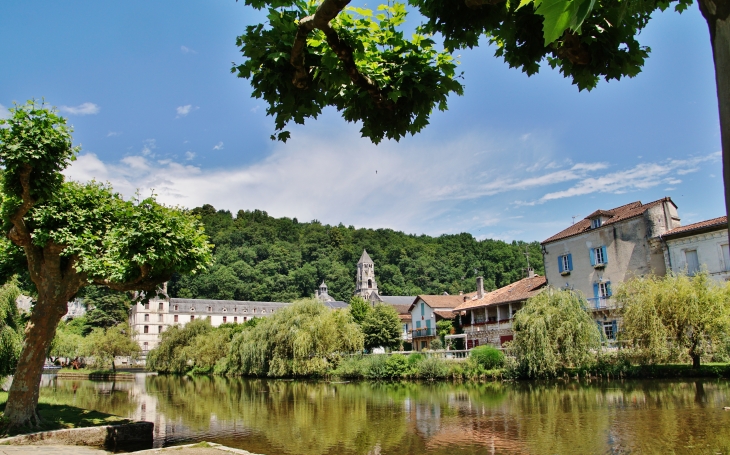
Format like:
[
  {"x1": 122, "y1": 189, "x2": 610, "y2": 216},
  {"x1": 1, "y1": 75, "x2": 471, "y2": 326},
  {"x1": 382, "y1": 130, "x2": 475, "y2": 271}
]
[
  {"x1": 144, "y1": 314, "x2": 149, "y2": 322},
  {"x1": 174, "y1": 315, "x2": 178, "y2": 323},
  {"x1": 223, "y1": 308, "x2": 227, "y2": 312},
  {"x1": 590, "y1": 246, "x2": 608, "y2": 266},
  {"x1": 368, "y1": 279, "x2": 372, "y2": 288},
  {"x1": 191, "y1": 315, "x2": 195, "y2": 321},
  {"x1": 234, "y1": 317, "x2": 238, "y2": 323},
  {"x1": 223, "y1": 316, "x2": 227, "y2": 323},
  {"x1": 685, "y1": 250, "x2": 700, "y2": 275},
  {"x1": 143, "y1": 342, "x2": 148, "y2": 352},
  {"x1": 191, "y1": 307, "x2": 195, "y2": 312},
  {"x1": 207, "y1": 306, "x2": 212, "y2": 312},
  {"x1": 143, "y1": 326, "x2": 149, "y2": 334},
  {"x1": 158, "y1": 314, "x2": 163, "y2": 322},
  {"x1": 420, "y1": 302, "x2": 424, "y2": 316},
  {"x1": 723, "y1": 245, "x2": 730, "y2": 272},
  {"x1": 158, "y1": 326, "x2": 163, "y2": 333},
  {"x1": 416, "y1": 320, "x2": 421, "y2": 329},
  {"x1": 261, "y1": 309, "x2": 266, "y2": 314},
  {"x1": 603, "y1": 321, "x2": 617, "y2": 340},
  {"x1": 598, "y1": 282, "x2": 611, "y2": 298},
  {"x1": 158, "y1": 302, "x2": 164, "y2": 311},
  {"x1": 243, "y1": 308, "x2": 248, "y2": 313},
  {"x1": 244, "y1": 317, "x2": 247, "y2": 322},
  {"x1": 174, "y1": 305, "x2": 179, "y2": 311},
  {"x1": 591, "y1": 218, "x2": 602, "y2": 229},
  {"x1": 144, "y1": 302, "x2": 149, "y2": 310},
  {"x1": 558, "y1": 254, "x2": 573, "y2": 274}
]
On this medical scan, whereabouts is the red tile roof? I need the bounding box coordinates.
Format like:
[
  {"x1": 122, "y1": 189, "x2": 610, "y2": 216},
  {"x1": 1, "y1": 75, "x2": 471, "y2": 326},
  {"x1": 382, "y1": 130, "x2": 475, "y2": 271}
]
[
  {"x1": 408, "y1": 292, "x2": 477, "y2": 312},
  {"x1": 453, "y1": 275, "x2": 547, "y2": 311},
  {"x1": 542, "y1": 197, "x2": 676, "y2": 244},
  {"x1": 662, "y1": 216, "x2": 727, "y2": 239}
]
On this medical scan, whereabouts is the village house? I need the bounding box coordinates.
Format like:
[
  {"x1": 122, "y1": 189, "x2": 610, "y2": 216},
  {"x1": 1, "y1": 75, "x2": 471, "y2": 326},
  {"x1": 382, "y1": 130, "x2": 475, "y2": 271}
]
[
  {"x1": 408, "y1": 293, "x2": 467, "y2": 351},
  {"x1": 541, "y1": 197, "x2": 681, "y2": 340},
  {"x1": 660, "y1": 216, "x2": 730, "y2": 282},
  {"x1": 454, "y1": 273, "x2": 547, "y2": 348}
]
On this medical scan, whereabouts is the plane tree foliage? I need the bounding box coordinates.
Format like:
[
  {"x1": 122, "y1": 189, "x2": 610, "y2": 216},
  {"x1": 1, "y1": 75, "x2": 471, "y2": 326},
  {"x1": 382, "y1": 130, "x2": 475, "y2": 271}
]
[
  {"x1": 168, "y1": 205, "x2": 544, "y2": 302},
  {"x1": 0, "y1": 101, "x2": 213, "y2": 427},
  {"x1": 361, "y1": 303, "x2": 402, "y2": 350},
  {"x1": 0, "y1": 279, "x2": 23, "y2": 378}
]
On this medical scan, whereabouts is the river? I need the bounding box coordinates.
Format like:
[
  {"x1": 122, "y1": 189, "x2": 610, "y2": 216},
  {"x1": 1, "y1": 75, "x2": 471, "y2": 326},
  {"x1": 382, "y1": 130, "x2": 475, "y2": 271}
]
[{"x1": 39, "y1": 374, "x2": 730, "y2": 454}]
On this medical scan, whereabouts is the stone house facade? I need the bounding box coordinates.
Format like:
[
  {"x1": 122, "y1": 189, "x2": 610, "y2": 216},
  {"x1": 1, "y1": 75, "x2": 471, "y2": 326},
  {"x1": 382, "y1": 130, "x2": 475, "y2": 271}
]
[
  {"x1": 541, "y1": 197, "x2": 681, "y2": 340},
  {"x1": 454, "y1": 273, "x2": 546, "y2": 348},
  {"x1": 661, "y1": 216, "x2": 730, "y2": 282},
  {"x1": 408, "y1": 293, "x2": 472, "y2": 351}
]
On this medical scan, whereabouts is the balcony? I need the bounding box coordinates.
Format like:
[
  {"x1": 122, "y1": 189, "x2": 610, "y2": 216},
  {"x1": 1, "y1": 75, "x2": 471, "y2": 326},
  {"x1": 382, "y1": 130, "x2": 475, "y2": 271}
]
[
  {"x1": 588, "y1": 297, "x2": 617, "y2": 310},
  {"x1": 411, "y1": 328, "x2": 436, "y2": 338}
]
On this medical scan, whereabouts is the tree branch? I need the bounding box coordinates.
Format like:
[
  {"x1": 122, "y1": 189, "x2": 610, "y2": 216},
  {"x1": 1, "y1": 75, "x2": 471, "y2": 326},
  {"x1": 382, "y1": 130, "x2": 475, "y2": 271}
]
[
  {"x1": 92, "y1": 264, "x2": 172, "y2": 292},
  {"x1": 289, "y1": 0, "x2": 393, "y2": 109},
  {"x1": 8, "y1": 164, "x2": 36, "y2": 248}
]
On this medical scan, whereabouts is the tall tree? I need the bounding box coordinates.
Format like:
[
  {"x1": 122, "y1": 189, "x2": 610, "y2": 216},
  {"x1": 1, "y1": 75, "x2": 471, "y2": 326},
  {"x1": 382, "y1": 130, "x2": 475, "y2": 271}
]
[
  {"x1": 616, "y1": 272, "x2": 730, "y2": 368},
  {"x1": 235, "y1": 0, "x2": 730, "y2": 238},
  {"x1": 361, "y1": 303, "x2": 402, "y2": 350},
  {"x1": 82, "y1": 285, "x2": 132, "y2": 331},
  {"x1": 82, "y1": 324, "x2": 141, "y2": 373},
  {"x1": 0, "y1": 101, "x2": 212, "y2": 427}
]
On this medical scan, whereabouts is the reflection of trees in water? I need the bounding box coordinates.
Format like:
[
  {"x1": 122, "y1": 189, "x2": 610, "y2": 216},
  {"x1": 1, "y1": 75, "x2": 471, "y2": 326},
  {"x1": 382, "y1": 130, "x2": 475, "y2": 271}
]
[
  {"x1": 46, "y1": 375, "x2": 730, "y2": 455},
  {"x1": 39, "y1": 377, "x2": 140, "y2": 419}
]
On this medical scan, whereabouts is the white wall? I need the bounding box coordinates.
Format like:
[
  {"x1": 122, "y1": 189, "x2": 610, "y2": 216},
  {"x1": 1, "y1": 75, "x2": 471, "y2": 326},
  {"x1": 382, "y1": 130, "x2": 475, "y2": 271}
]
[{"x1": 665, "y1": 229, "x2": 730, "y2": 282}]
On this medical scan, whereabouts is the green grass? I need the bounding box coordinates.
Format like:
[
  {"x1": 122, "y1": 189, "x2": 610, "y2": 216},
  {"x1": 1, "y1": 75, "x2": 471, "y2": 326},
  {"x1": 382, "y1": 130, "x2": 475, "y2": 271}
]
[{"x1": 0, "y1": 391, "x2": 130, "y2": 437}]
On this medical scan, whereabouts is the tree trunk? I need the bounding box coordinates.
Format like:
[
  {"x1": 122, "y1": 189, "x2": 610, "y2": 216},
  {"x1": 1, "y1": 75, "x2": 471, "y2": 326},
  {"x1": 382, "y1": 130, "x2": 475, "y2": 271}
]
[
  {"x1": 692, "y1": 352, "x2": 701, "y2": 368},
  {"x1": 3, "y1": 296, "x2": 67, "y2": 426},
  {"x1": 699, "y1": 0, "x2": 730, "y2": 242}
]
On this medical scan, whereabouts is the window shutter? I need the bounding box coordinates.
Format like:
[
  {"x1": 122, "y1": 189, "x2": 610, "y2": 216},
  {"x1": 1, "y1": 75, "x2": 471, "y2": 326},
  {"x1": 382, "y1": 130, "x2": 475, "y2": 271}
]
[
  {"x1": 589, "y1": 248, "x2": 596, "y2": 266},
  {"x1": 606, "y1": 281, "x2": 612, "y2": 297},
  {"x1": 567, "y1": 254, "x2": 573, "y2": 271},
  {"x1": 558, "y1": 256, "x2": 564, "y2": 273},
  {"x1": 611, "y1": 320, "x2": 618, "y2": 339},
  {"x1": 601, "y1": 246, "x2": 608, "y2": 264},
  {"x1": 593, "y1": 283, "x2": 599, "y2": 301},
  {"x1": 416, "y1": 320, "x2": 421, "y2": 329},
  {"x1": 596, "y1": 321, "x2": 604, "y2": 340}
]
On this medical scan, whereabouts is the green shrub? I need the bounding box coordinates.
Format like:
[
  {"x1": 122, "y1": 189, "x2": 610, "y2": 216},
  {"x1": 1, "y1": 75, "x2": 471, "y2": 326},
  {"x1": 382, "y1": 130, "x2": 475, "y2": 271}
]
[
  {"x1": 407, "y1": 352, "x2": 425, "y2": 366},
  {"x1": 429, "y1": 338, "x2": 443, "y2": 350},
  {"x1": 333, "y1": 356, "x2": 367, "y2": 379},
  {"x1": 416, "y1": 357, "x2": 449, "y2": 379},
  {"x1": 384, "y1": 354, "x2": 409, "y2": 378},
  {"x1": 470, "y1": 345, "x2": 505, "y2": 370},
  {"x1": 364, "y1": 355, "x2": 389, "y2": 379}
]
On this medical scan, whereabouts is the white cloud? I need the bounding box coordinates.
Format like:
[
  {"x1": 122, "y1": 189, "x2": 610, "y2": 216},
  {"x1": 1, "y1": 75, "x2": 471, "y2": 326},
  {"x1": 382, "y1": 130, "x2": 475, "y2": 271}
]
[
  {"x1": 181, "y1": 45, "x2": 197, "y2": 54},
  {"x1": 141, "y1": 139, "x2": 157, "y2": 157},
  {"x1": 0, "y1": 104, "x2": 9, "y2": 119},
  {"x1": 213, "y1": 142, "x2": 224, "y2": 150},
  {"x1": 107, "y1": 131, "x2": 121, "y2": 137},
  {"x1": 176, "y1": 105, "x2": 198, "y2": 118},
  {"x1": 59, "y1": 102, "x2": 99, "y2": 115},
  {"x1": 185, "y1": 151, "x2": 195, "y2": 161}
]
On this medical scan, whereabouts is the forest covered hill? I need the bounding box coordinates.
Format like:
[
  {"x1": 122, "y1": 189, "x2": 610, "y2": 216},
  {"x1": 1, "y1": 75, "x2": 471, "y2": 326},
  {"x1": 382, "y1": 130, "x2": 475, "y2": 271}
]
[{"x1": 168, "y1": 205, "x2": 544, "y2": 302}]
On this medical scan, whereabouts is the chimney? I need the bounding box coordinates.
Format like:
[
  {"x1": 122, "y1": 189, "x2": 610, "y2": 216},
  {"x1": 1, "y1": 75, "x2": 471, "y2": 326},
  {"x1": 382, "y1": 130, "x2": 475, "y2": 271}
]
[
  {"x1": 527, "y1": 267, "x2": 535, "y2": 278},
  {"x1": 477, "y1": 276, "x2": 484, "y2": 299}
]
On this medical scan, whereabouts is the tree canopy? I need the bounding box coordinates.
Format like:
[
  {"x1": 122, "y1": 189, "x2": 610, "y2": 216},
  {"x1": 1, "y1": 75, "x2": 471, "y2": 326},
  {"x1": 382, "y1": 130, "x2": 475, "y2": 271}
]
[
  {"x1": 169, "y1": 205, "x2": 544, "y2": 302},
  {"x1": 0, "y1": 279, "x2": 22, "y2": 378},
  {"x1": 0, "y1": 101, "x2": 213, "y2": 427},
  {"x1": 615, "y1": 272, "x2": 730, "y2": 368},
  {"x1": 361, "y1": 303, "x2": 402, "y2": 350}
]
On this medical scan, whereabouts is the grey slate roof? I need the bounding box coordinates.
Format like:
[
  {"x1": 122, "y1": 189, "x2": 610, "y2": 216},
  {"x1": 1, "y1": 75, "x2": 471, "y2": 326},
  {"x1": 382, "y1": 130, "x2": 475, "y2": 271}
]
[
  {"x1": 323, "y1": 301, "x2": 349, "y2": 309},
  {"x1": 358, "y1": 249, "x2": 373, "y2": 264}
]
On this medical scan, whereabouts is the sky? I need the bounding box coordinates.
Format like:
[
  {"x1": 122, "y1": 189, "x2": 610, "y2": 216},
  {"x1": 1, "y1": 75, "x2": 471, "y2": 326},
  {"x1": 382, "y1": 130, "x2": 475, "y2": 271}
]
[{"x1": 0, "y1": 1, "x2": 723, "y2": 242}]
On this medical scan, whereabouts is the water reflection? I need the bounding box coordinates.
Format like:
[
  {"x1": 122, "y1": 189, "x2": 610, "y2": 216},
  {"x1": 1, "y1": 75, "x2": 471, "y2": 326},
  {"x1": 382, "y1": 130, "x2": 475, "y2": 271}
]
[{"x1": 40, "y1": 375, "x2": 730, "y2": 454}]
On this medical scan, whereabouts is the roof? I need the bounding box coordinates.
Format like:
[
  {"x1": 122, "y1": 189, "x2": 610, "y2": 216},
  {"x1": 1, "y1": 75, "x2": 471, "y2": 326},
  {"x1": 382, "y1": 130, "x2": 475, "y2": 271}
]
[
  {"x1": 408, "y1": 293, "x2": 476, "y2": 312},
  {"x1": 434, "y1": 310, "x2": 457, "y2": 319},
  {"x1": 358, "y1": 249, "x2": 373, "y2": 264},
  {"x1": 542, "y1": 197, "x2": 676, "y2": 244},
  {"x1": 377, "y1": 295, "x2": 416, "y2": 315},
  {"x1": 454, "y1": 275, "x2": 547, "y2": 311},
  {"x1": 170, "y1": 298, "x2": 289, "y2": 306},
  {"x1": 323, "y1": 301, "x2": 349, "y2": 310},
  {"x1": 661, "y1": 216, "x2": 727, "y2": 240}
]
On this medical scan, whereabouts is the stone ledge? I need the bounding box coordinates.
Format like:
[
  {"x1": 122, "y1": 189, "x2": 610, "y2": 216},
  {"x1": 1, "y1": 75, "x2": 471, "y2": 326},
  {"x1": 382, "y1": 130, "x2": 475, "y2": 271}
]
[{"x1": 0, "y1": 421, "x2": 153, "y2": 451}]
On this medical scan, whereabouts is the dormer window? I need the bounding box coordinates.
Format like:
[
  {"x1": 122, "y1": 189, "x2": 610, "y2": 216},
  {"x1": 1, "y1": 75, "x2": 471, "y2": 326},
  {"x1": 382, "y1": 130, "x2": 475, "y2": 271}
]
[{"x1": 591, "y1": 218, "x2": 602, "y2": 229}]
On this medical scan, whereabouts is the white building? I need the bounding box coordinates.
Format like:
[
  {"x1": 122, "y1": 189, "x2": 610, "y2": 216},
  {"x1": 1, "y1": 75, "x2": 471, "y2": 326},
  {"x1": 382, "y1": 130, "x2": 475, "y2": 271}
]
[{"x1": 661, "y1": 216, "x2": 730, "y2": 282}]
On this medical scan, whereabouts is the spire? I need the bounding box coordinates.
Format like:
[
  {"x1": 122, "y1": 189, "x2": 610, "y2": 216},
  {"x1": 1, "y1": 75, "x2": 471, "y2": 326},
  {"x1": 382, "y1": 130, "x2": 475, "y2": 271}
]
[{"x1": 358, "y1": 249, "x2": 373, "y2": 264}]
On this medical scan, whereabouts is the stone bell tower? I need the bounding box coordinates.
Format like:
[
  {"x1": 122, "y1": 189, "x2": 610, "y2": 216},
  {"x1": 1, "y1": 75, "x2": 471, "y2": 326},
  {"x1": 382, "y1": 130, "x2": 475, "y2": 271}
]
[{"x1": 354, "y1": 249, "x2": 378, "y2": 299}]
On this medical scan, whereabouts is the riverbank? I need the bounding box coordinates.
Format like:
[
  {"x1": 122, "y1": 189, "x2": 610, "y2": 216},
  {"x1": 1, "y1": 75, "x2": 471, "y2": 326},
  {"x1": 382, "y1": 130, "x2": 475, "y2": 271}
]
[
  {"x1": 52, "y1": 369, "x2": 135, "y2": 381},
  {"x1": 0, "y1": 391, "x2": 131, "y2": 437}
]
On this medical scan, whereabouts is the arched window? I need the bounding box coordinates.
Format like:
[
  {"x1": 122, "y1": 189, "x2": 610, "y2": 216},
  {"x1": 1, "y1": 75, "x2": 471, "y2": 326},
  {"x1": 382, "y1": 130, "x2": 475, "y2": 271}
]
[{"x1": 368, "y1": 279, "x2": 372, "y2": 288}]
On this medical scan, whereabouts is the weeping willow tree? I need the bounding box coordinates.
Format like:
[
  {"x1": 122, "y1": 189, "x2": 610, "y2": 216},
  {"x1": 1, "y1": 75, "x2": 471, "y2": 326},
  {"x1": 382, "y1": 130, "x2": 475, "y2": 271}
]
[
  {"x1": 0, "y1": 279, "x2": 22, "y2": 379},
  {"x1": 227, "y1": 299, "x2": 363, "y2": 377},
  {"x1": 510, "y1": 288, "x2": 601, "y2": 378},
  {"x1": 616, "y1": 272, "x2": 730, "y2": 368}
]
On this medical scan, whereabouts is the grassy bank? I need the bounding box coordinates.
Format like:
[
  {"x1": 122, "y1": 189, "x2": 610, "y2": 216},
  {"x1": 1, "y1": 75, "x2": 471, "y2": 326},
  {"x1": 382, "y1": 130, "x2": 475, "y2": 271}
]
[
  {"x1": 53, "y1": 368, "x2": 135, "y2": 381},
  {"x1": 0, "y1": 391, "x2": 130, "y2": 437}
]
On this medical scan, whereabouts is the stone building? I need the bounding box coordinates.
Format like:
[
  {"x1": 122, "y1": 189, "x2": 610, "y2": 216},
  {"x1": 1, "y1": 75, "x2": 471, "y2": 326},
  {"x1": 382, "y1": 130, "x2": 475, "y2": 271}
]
[
  {"x1": 454, "y1": 273, "x2": 546, "y2": 348},
  {"x1": 408, "y1": 293, "x2": 471, "y2": 351},
  {"x1": 660, "y1": 216, "x2": 730, "y2": 282},
  {"x1": 315, "y1": 281, "x2": 348, "y2": 308},
  {"x1": 541, "y1": 197, "x2": 680, "y2": 340}
]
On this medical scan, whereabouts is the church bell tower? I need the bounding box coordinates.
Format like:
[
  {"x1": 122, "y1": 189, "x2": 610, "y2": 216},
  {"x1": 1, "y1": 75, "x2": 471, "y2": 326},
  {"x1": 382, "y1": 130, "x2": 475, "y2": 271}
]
[{"x1": 354, "y1": 249, "x2": 378, "y2": 299}]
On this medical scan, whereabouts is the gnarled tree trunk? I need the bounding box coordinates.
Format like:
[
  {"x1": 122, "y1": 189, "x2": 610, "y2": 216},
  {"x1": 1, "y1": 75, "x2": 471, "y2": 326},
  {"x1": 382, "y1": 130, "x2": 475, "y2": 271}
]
[
  {"x1": 699, "y1": 0, "x2": 730, "y2": 243},
  {"x1": 3, "y1": 295, "x2": 70, "y2": 426}
]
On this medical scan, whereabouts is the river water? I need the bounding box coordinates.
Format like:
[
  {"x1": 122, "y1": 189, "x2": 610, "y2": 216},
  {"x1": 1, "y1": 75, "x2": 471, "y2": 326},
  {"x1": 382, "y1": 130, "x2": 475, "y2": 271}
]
[{"x1": 39, "y1": 374, "x2": 730, "y2": 454}]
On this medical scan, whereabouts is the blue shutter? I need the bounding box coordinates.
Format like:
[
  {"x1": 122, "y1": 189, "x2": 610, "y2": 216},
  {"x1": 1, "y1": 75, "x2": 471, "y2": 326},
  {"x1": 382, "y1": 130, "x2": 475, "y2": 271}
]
[
  {"x1": 596, "y1": 321, "x2": 604, "y2": 340},
  {"x1": 558, "y1": 256, "x2": 564, "y2": 273},
  {"x1": 416, "y1": 320, "x2": 421, "y2": 329},
  {"x1": 589, "y1": 248, "x2": 596, "y2": 266},
  {"x1": 593, "y1": 283, "x2": 599, "y2": 301},
  {"x1": 567, "y1": 254, "x2": 573, "y2": 271},
  {"x1": 606, "y1": 281, "x2": 612, "y2": 297},
  {"x1": 611, "y1": 320, "x2": 618, "y2": 340},
  {"x1": 601, "y1": 246, "x2": 608, "y2": 264}
]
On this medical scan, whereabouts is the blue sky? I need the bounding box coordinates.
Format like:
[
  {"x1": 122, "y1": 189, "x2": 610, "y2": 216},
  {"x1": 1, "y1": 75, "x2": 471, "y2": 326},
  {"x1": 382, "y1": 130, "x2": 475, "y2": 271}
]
[{"x1": 0, "y1": 1, "x2": 722, "y2": 242}]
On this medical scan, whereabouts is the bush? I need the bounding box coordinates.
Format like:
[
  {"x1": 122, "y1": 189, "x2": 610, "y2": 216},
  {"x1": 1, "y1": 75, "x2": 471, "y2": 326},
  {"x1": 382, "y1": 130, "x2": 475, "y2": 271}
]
[
  {"x1": 416, "y1": 357, "x2": 449, "y2": 379},
  {"x1": 429, "y1": 338, "x2": 443, "y2": 350},
  {"x1": 333, "y1": 356, "x2": 367, "y2": 379},
  {"x1": 470, "y1": 345, "x2": 505, "y2": 370},
  {"x1": 384, "y1": 354, "x2": 409, "y2": 378}
]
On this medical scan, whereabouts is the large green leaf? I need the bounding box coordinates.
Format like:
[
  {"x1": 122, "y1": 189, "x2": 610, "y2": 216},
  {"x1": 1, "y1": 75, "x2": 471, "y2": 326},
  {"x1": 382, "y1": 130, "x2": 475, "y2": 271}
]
[{"x1": 533, "y1": 0, "x2": 596, "y2": 45}]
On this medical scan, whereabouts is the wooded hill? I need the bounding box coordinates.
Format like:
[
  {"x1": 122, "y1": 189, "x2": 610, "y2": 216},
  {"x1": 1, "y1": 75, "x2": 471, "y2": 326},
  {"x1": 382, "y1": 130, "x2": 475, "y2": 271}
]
[{"x1": 168, "y1": 205, "x2": 544, "y2": 303}]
